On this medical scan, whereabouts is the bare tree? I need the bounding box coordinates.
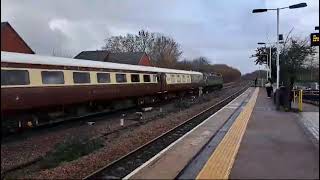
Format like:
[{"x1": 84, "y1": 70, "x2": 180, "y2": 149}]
[
  {"x1": 102, "y1": 30, "x2": 182, "y2": 68},
  {"x1": 190, "y1": 57, "x2": 210, "y2": 72},
  {"x1": 149, "y1": 35, "x2": 182, "y2": 68},
  {"x1": 175, "y1": 57, "x2": 241, "y2": 83}
]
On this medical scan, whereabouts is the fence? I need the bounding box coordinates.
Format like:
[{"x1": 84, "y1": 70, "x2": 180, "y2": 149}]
[
  {"x1": 293, "y1": 90, "x2": 320, "y2": 110},
  {"x1": 302, "y1": 90, "x2": 319, "y2": 106}
]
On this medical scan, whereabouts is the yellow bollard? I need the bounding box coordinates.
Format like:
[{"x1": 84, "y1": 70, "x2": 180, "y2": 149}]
[{"x1": 295, "y1": 91, "x2": 298, "y2": 103}]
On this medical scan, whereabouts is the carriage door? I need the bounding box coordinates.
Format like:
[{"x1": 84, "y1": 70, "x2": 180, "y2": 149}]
[{"x1": 159, "y1": 73, "x2": 167, "y2": 93}]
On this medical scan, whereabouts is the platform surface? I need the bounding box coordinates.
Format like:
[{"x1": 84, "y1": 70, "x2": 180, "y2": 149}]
[
  {"x1": 299, "y1": 112, "x2": 319, "y2": 142},
  {"x1": 125, "y1": 88, "x2": 319, "y2": 179},
  {"x1": 294, "y1": 101, "x2": 319, "y2": 143},
  {"x1": 229, "y1": 88, "x2": 319, "y2": 179},
  {"x1": 125, "y1": 88, "x2": 255, "y2": 179}
]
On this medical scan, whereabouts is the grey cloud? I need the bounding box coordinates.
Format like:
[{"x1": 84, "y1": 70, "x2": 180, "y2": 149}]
[{"x1": 1, "y1": 0, "x2": 318, "y2": 73}]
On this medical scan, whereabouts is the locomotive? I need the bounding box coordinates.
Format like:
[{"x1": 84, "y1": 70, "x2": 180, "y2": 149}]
[{"x1": 1, "y1": 51, "x2": 223, "y2": 132}]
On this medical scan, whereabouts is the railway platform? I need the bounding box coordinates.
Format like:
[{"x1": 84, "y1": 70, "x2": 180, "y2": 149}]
[
  {"x1": 228, "y1": 89, "x2": 319, "y2": 179},
  {"x1": 123, "y1": 87, "x2": 319, "y2": 179}
]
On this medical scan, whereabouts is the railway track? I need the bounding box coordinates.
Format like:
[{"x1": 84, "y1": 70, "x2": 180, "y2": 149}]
[
  {"x1": 1, "y1": 82, "x2": 243, "y2": 178},
  {"x1": 302, "y1": 90, "x2": 319, "y2": 106},
  {"x1": 84, "y1": 84, "x2": 249, "y2": 179}
]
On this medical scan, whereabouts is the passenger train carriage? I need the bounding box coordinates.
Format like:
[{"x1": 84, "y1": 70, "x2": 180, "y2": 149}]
[{"x1": 2, "y1": 52, "x2": 216, "y2": 132}]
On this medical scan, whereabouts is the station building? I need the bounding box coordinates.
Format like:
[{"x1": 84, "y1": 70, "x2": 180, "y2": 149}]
[{"x1": 1, "y1": 22, "x2": 35, "y2": 54}]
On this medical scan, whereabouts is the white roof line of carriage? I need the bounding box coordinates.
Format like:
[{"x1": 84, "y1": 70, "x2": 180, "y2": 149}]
[{"x1": 1, "y1": 51, "x2": 202, "y2": 75}]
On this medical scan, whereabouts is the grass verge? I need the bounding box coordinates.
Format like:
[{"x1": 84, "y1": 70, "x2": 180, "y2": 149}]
[{"x1": 39, "y1": 136, "x2": 104, "y2": 169}]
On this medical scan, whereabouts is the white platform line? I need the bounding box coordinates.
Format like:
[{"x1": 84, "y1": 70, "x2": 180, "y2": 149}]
[{"x1": 123, "y1": 88, "x2": 252, "y2": 179}]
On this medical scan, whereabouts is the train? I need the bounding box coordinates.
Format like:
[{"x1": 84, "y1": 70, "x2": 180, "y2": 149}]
[{"x1": 1, "y1": 51, "x2": 223, "y2": 132}]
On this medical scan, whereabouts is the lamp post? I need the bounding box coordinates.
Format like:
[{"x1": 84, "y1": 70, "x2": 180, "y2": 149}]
[
  {"x1": 253, "y1": 2, "x2": 307, "y2": 89},
  {"x1": 258, "y1": 41, "x2": 284, "y2": 80},
  {"x1": 257, "y1": 43, "x2": 270, "y2": 79},
  {"x1": 261, "y1": 54, "x2": 269, "y2": 80}
]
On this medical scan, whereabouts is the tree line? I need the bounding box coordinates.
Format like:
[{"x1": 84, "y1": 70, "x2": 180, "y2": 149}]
[
  {"x1": 175, "y1": 57, "x2": 241, "y2": 83},
  {"x1": 102, "y1": 30, "x2": 241, "y2": 83},
  {"x1": 241, "y1": 70, "x2": 267, "y2": 81}
]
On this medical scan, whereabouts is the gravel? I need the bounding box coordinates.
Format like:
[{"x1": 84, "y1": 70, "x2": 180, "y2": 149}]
[{"x1": 1, "y1": 118, "x2": 138, "y2": 173}]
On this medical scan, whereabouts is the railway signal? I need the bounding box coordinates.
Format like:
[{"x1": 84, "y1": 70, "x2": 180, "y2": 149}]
[{"x1": 310, "y1": 33, "x2": 319, "y2": 46}]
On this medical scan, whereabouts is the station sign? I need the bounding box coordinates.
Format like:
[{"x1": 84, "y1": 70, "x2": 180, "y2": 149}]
[
  {"x1": 310, "y1": 33, "x2": 319, "y2": 46},
  {"x1": 278, "y1": 34, "x2": 283, "y2": 41}
]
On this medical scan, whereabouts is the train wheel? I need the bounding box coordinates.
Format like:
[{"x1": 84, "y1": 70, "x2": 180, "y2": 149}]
[
  {"x1": 137, "y1": 98, "x2": 145, "y2": 105},
  {"x1": 76, "y1": 106, "x2": 88, "y2": 116},
  {"x1": 2, "y1": 117, "x2": 19, "y2": 134},
  {"x1": 162, "y1": 94, "x2": 168, "y2": 101},
  {"x1": 32, "y1": 115, "x2": 39, "y2": 127}
]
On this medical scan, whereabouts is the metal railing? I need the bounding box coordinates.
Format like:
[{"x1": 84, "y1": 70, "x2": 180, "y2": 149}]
[{"x1": 302, "y1": 90, "x2": 320, "y2": 106}]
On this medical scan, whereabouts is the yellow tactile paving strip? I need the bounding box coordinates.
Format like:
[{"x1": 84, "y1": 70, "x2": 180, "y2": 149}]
[{"x1": 196, "y1": 88, "x2": 259, "y2": 180}]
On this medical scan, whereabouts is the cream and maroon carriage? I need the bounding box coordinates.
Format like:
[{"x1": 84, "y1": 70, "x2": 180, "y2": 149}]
[{"x1": 1, "y1": 52, "x2": 203, "y2": 132}]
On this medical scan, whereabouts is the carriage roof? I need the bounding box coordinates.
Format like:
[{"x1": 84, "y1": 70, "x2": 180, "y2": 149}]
[{"x1": 1, "y1": 51, "x2": 202, "y2": 75}]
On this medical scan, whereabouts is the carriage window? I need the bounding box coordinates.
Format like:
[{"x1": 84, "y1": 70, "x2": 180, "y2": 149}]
[
  {"x1": 177, "y1": 75, "x2": 181, "y2": 83},
  {"x1": 191, "y1": 75, "x2": 195, "y2": 83},
  {"x1": 1, "y1": 69, "x2": 30, "y2": 85},
  {"x1": 166, "y1": 75, "x2": 171, "y2": 82},
  {"x1": 143, "y1": 75, "x2": 151, "y2": 82},
  {"x1": 97, "y1": 73, "x2": 110, "y2": 83},
  {"x1": 171, "y1": 74, "x2": 175, "y2": 83},
  {"x1": 191, "y1": 75, "x2": 202, "y2": 83},
  {"x1": 116, "y1": 74, "x2": 127, "y2": 83},
  {"x1": 131, "y1": 74, "x2": 140, "y2": 82},
  {"x1": 73, "y1": 72, "x2": 90, "y2": 84},
  {"x1": 41, "y1": 71, "x2": 64, "y2": 84},
  {"x1": 153, "y1": 75, "x2": 157, "y2": 82}
]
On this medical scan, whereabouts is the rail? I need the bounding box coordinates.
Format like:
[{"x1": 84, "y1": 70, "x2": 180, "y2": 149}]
[{"x1": 83, "y1": 84, "x2": 250, "y2": 179}]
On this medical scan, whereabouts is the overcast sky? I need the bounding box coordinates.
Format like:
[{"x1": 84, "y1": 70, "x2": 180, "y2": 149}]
[{"x1": 1, "y1": 0, "x2": 319, "y2": 74}]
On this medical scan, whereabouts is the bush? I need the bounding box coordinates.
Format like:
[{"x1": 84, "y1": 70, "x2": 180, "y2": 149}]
[
  {"x1": 174, "y1": 100, "x2": 192, "y2": 109},
  {"x1": 40, "y1": 137, "x2": 104, "y2": 169}
]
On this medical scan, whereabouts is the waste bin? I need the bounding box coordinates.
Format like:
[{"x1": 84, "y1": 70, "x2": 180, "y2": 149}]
[{"x1": 274, "y1": 86, "x2": 291, "y2": 110}]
